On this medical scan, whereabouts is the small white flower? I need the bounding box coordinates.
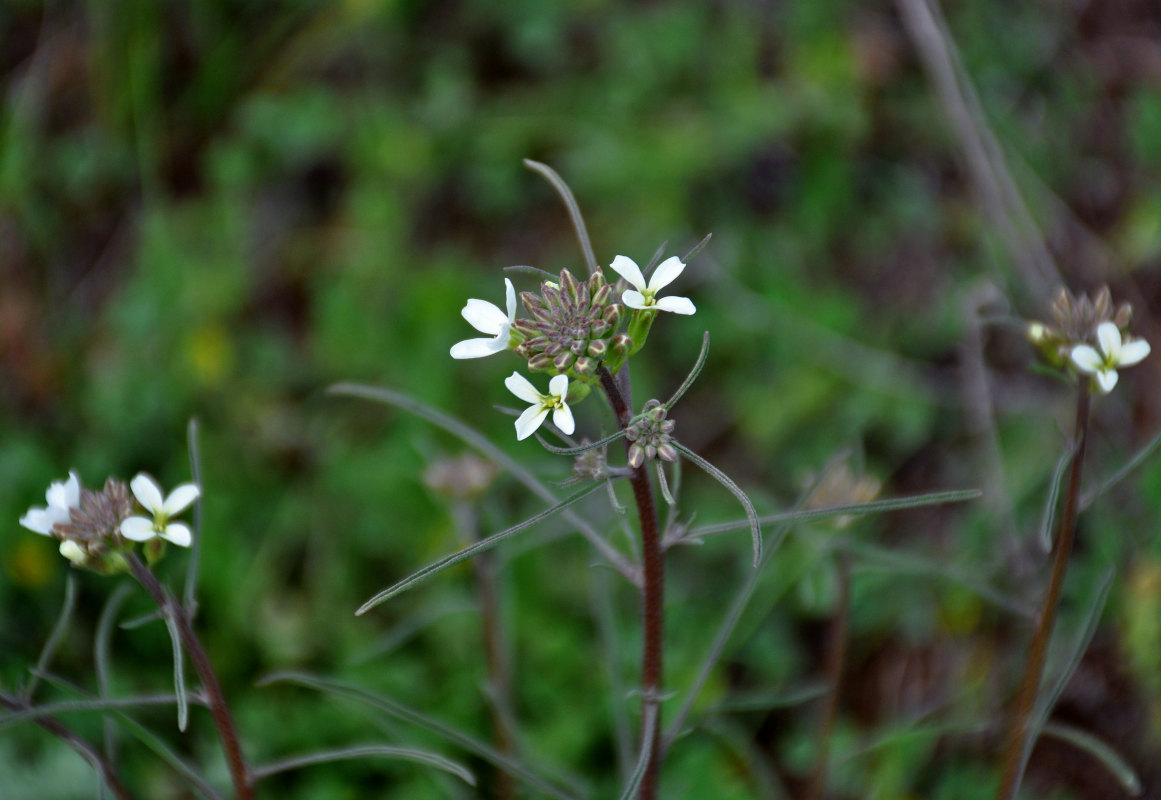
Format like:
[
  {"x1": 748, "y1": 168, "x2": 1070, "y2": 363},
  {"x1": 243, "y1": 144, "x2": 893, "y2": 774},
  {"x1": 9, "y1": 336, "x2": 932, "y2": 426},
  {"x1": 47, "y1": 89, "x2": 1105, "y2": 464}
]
[
  {"x1": 1070, "y1": 321, "x2": 1151, "y2": 394},
  {"x1": 504, "y1": 372, "x2": 575, "y2": 441},
  {"x1": 20, "y1": 471, "x2": 82, "y2": 536},
  {"x1": 120, "y1": 474, "x2": 200, "y2": 547},
  {"x1": 451, "y1": 278, "x2": 517, "y2": 359},
  {"x1": 609, "y1": 255, "x2": 696, "y2": 315}
]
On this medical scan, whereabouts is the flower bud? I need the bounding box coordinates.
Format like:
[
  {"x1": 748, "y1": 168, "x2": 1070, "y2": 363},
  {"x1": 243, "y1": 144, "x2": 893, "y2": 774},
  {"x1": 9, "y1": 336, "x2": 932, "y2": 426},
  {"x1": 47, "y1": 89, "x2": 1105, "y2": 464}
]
[
  {"x1": 553, "y1": 351, "x2": 576, "y2": 371},
  {"x1": 587, "y1": 338, "x2": 608, "y2": 359},
  {"x1": 528, "y1": 353, "x2": 554, "y2": 371},
  {"x1": 574, "y1": 356, "x2": 596, "y2": 376},
  {"x1": 628, "y1": 444, "x2": 645, "y2": 469}
]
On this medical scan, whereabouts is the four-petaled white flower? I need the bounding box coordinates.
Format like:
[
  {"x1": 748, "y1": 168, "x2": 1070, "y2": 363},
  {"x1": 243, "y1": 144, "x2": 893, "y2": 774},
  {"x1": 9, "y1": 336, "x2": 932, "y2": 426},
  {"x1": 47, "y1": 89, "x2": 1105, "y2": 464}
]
[
  {"x1": 610, "y1": 255, "x2": 696, "y2": 315},
  {"x1": 120, "y1": 474, "x2": 200, "y2": 547},
  {"x1": 20, "y1": 471, "x2": 82, "y2": 536},
  {"x1": 451, "y1": 278, "x2": 517, "y2": 359},
  {"x1": 505, "y1": 372, "x2": 575, "y2": 440},
  {"x1": 1070, "y1": 321, "x2": 1151, "y2": 394}
]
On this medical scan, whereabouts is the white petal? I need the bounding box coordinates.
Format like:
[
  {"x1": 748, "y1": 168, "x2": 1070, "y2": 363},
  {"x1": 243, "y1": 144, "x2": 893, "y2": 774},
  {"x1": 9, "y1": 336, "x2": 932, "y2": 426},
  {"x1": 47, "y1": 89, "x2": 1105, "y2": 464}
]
[
  {"x1": 461, "y1": 299, "x2": 508, "y2": 335},
  {"x1": 63, "y1": 472, "x2": 82, "y2": 508},
  {"x1": 1097, "y1": 322, "x2": 1121, "y2": 359},
  {"x1": 161, "y1": 522, "x2": 193, "y2": 547},
  {"x1": 451, "y1": 337, "x2": 507, "y2": 359},
  {"x1": 504, "y1": 278, "x2": 516, "y2": 320},
  {"x1": 515, "y1": 406, "x2": 549, "y2": 441},
  {"x1": 20, "y1": 508, "x2": 57, "y2": 535},
  {"x1": 1096, "y1": 369, "x2": 1119, "y2": 394},
  {"x1": 647, "y1": 257, "x2": 686, "y2": 291},
  {"x1": 120, "y1": 516, "x2": 157, "y2": 541},
  {"x1": 1118, "y1": 338, "x2": 1151, "y2": 367},
  {"x1": 552, "y1": 404, "x2": 575, "y2": 435},
  {"x1": 655, "y1": 295, "x2": 697, "y2": 315},
  {"x1": 622, "y1": 289, "x2": 650, "y2": 310},
  {"x1": 59, "y1": 540, "x2": 86, "y2": 564},
  {"x1": 130, "y1": 474, "x2": 165, "y2": 513},
  {"x1": 1070, "y1": 345, "x2": 1102, "y2": 374},
  {"x1": 505, "y1": 372, "x2": 543, "y2": 404},
  {"x1": 609, "y1": 255, "x2": 646, "y2": 290},
  {"x1": 548, "y1": 374, "x2": 569, "y2": 399},
  {"x1": 162, "y1": 483, "x2": 200, "y2": 516}
]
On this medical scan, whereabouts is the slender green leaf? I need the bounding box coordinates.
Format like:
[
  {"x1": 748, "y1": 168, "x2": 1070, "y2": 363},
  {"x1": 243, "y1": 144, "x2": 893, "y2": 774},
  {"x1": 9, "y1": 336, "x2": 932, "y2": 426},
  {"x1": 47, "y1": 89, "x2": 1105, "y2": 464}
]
[
  {"x1": 665, "y1": 332, "x2": 710, "y2": 410},
  {"x1": 95, "y1": 582, "x2": 135, "y2": 773},
  {"x1": 113, "y1": 712, "x2": 223, "y2": 800},
  {"x1": 1039, "y1": 439, "x2": 1079, "y2": 551},
  {"x1": 251, "y1": 744, "x2": 475, "y2": 786},
  {"x1": 644, "y1": 240, "x2": 669, "y2": 272},
  {"x1": 357, "y1": 481, "x2": 606, "y2": 614},
  {"x1": 162, "y1": 612, "x2": 188, "y2": 732},
  {"x1": 26, "y1": 575, "x2": 77, "y2": 699},
  {"x1": 685, "y1": 489, "x2": 982, "y2": 539},
  {"x1": 535, "y1": 429, "x2": 626, "y2": 455},
  {"x1": 656, "y1": 462, "x2": 676, "y2": 506},
  {"x1": 523, "y1": 159, "x2": 598, "y2": 276},
  {"x1": 709, "y1": 683, "x2": 829, "y2": 713},
  {"x1": 260, "y1": 672, "x2": 583, "y2": 800},
  {"x1": 673, "y1": 443, "x2": 761, "y2": 566},
  {"x1": 681, "y1": 233, "x2": 713, "y2": 264},
  {"x1": 617, "y1": 704, "x2": 657, "y2": 800},
  {"x1": 0, "y1": 694, "x2": 191, "y2": 732},
  {"x1": 1041, "y1": 722, "x2": 1141, "y2": 796},
  {"x1": 183, "y1": 417, "x2": 204, "y2": 614},
  {"x1": 328, "y1": 383, "x2": 639, "y2": 585},
  {"x1": 1081, "y1": 426, "x2": 1161, "y2": 510}
]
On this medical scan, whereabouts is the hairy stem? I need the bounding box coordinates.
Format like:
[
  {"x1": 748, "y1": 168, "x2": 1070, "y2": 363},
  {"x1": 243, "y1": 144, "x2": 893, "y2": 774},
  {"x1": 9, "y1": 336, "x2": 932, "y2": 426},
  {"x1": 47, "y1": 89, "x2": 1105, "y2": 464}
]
[
  {"x1": 598, "y1": 366, "x2": 664, "y2": 799},
  {"x1": 126, "y1": 554, "x2": 251, "y2": 799},
  {"x1": 0, "y1": 690, "x2": 136, "y2": 800},
  {"x1": 996, "y1": 383, "x2": 1090, "y2": 799},
  {"x1": 806, "y1": 552, "x2": 851, "y2": 800}
]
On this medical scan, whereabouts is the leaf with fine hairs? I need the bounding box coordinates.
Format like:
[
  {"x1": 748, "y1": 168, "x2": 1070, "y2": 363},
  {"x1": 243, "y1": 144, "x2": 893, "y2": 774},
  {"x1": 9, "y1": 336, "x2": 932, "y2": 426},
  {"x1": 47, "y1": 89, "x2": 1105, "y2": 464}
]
[
  {"x1": 251, "y1": 744, "x2": 475, "y2": 786},
  {"x1": 673, "y1": 443, "x2": 761, "y2": 566},
  {"x1": 259, "y1": 671, "x2": 584, "y2": 800},
  {"x1": 25, "y1": 574, "x2": 77, "y2": 700},
  {"x1": 665, "y1": 332, "x2": 710, "y2": 410},
  {"x1": 523, "y1": 159, "x2": 598, "y2": 276},
  {"x1": 356, "y1": 480, "x2": 607, "y2": 615}
]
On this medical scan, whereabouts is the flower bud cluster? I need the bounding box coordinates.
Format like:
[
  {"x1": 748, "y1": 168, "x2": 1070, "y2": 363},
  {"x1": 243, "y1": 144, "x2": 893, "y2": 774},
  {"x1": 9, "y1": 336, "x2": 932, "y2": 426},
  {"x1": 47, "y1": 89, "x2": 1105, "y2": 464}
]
[
  {"x1": 512, "y1": 270, "x2": 628, "y2": 378},
  {"x1": 1027, "y1": 286, "x2": 1132, "y2": 368},
  {"x1": 625, "y1": 399, "x2": 677, "y2": 469}
]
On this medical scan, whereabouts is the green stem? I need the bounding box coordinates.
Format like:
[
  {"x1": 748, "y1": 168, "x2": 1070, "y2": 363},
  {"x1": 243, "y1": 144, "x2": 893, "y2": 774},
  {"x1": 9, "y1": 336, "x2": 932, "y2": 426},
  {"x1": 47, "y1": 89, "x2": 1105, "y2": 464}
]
[
  {"x1": 996, "y1": 382, "x2": 1090, "y2": 799},
  {"x1": 598, "y1": 366, "x2": 664, "y2": 800},
  {"x1": 126, "y1": 554, "x2": 251, "y2": 799}
]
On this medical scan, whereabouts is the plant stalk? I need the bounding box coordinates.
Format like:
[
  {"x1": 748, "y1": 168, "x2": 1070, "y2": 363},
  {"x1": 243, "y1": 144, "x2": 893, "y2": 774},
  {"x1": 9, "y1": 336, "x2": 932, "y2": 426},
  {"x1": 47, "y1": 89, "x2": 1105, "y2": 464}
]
[
  {"x1": 126, "y1": 554, "x2": 252, "y2": 800},
  {"x1": 996, "y1": 382, "x2": 1090, "y2": 799},
  {"x1": 598, "y1": 366, "x2": 664, "y2": 799},
  {"x1": 806, "y1": 552, "x2": 851, "y2": 800}
]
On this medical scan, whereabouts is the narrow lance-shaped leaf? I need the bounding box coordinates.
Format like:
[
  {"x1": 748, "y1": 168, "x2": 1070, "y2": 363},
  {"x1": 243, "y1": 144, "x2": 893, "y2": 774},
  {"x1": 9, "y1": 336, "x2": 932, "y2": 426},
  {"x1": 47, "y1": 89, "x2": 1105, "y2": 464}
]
[
  {"x1": 1039, "y1": 439, "x2": 1079, "y2": 552},
  {"x1": 666, "y1": 332, "x2": 710, "y2": 410},
  {"x1": 328, "y1": 383, "x2": 640, "y2": 586},
  {"x1": 0, "y1": 694, "x2": 195, "y2": 733},
  {"x1": 113, "y1": 711, "x2": 224, "y2": 800},
  {"x1": 617, "y1": 703, "x2": 658, "y2": 800},
  {"x1": 259, "y1": 672, "x2": 583, "y2": 800},
  {"x1": 523, "y1": 159, "x2": 598, "y2": 276},
  {"x1": 26, "y1": 574, "x2": 77, "y2": 699},
  {"x1": 251, "y1": 744, "x2": 475, "y2": 787},
  {"x1": 673, "y1": 443, "x2": 761, "y2": 566},
  {"x1": 1081, "y1": 425, "x2": 1161, "y2": 510},
  {"x1": 183, "y1": 417, "x2": 204, "y2": 614},
  {"x1": 1017, "y1": 568, "x2": 1115, "y2": 790},
  {"x1": 1040, "y1": 722, "x2": 1141, "y2": 796},
  {"x1": 357, "y1": 481, "x2": 607, "y2": 615},
  {"x1": 644, "y1": 240, "x2": 669, "y2": 273},
  {"x1": 683, "y1": 489, "x2": 982, "y2": 540},
  {"x1": 681, "y1": 232, "x2": 713, "y2": 264},
  {"x1": 535, "y1": 429, "x2": 626, "y2": 455},
  {"x1": 162, "y1": 612, "x2": 189, "y2": 732}
]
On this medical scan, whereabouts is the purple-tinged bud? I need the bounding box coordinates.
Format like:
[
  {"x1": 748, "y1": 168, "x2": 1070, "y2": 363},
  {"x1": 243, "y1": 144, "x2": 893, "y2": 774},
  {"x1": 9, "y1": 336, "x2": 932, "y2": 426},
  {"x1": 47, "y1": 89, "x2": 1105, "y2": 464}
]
[
  {"x1": 528, "y1": 353, "x2": 554, "y2": 371},
  {"x1": 661, "y1": 420, "x2": 676, "y2": 434},
  {"x1": 645, "y1": 444, "x2": 657, "y2": 461},
  {"x1": 611, "y1": 333, "x2": 632, "y2": 359},
  {"x1": 590, "y1": 320, "x2": 611, "y2": 338},
  {"x1": 657, "y1": 443, "x2": 678, "y2": 463},
  {"x1": 591, "y1": 283, "x2": 612, "y2": 309},
  {"x1": 513, "y1": 342, "x2": 532, "y2": 359},
  {"x1": 570, "y1": 339, "x2": 586, "y2": 355},
  {"x1": 520, "y1": 291, "x2": 544, "y2": 312},
  {"x1": 553, "y1": 351, "x2": 576, "y2": 371},
  {"x1": 604, "y1": 304, "x2": 622, "y2": 326},
  {"x1": 628, "y1": 444, "x2": 645, "y2": 469},
  {"x1": 530, "y1": 306, "x2": 554, "y2": 325},
  {"x1": 512, "y1": 318, "x2": 540, "y2": 338},
  {"x1": 587, "y1": 339, "x2": 608, "y2": 359},
  {"x1": 542, "y1": 283, "x2": 562, "y2": 308},
  {"x1": 545, "y1": 342, "x2": 564, "y2": 357},
  {"x1": 574, "y1": 356, "x2": 596, "y2": 376},
  {"x1": 588, "y1": 271, "x2": 607, "y2": 295},
  {"x1": 560, "y1": 270, "x2": 580, "y2": 300}
]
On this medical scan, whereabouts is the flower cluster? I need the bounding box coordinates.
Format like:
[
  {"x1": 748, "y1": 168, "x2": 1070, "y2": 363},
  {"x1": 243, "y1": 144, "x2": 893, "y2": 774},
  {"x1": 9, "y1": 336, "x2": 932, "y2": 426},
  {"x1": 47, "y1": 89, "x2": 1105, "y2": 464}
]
[
  {"x1": 20, "y1": 471, "x2": 200, "y2": 571},
  {"x1": 1028, "y1": 286, "x2": 1150, "y2": 395},
  {"x1": 451, "y1": 253, "x2": 696, "y2": 441}
]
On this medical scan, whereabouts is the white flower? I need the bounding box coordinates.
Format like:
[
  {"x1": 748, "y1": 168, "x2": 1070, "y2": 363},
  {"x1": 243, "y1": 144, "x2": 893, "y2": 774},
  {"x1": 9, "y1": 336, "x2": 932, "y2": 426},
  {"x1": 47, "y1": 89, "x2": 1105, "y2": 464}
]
[
  {"x1": 1070, "y1": 321, "x2": 1151, "y2": 394},
  {"x1": 609, "y1": 255, "x2": 696, "y2": 315},
  {"x1": 504, "y1": 372, "x2": 575, "y2": 441},
  {"x1": 120, "y1": 474, "x2": 200, "y2": 547},
  {"x1": 451, "y1": 278, "x2": 517, "y2": 359},
  {"x1": 20, "y1": 471, "x2": 82, "y2": 536}
]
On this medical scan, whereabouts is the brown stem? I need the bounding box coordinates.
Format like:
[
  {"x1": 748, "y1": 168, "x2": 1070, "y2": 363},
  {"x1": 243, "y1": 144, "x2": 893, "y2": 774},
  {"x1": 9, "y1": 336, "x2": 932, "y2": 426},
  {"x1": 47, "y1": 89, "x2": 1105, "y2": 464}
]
[
  {"x1": 126, "y1": 554, "x2": 252, "y2": 800},
  {"x1": 996, "y1": 382, "x2": 1090, "y2": 799},
  {"x1": 454, "y1": 500, "x2": 517, "y2": 800},
  {"x1": 0, "y1": 690, "x2": 136, "y2": 800},
  {"x1": 598, "y1": 366, "x2": 664, "y2": 799},
  {"x1": 806, "y1": 552, "x2": 851, "y2": 800}
]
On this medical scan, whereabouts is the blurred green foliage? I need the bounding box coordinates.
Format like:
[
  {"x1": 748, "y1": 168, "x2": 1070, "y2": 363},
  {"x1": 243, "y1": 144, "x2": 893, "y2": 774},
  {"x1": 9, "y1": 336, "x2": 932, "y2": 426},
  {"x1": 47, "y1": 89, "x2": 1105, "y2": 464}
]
[{"x1": 3, "y1": 0, "x2": 1161, "y2": 797}]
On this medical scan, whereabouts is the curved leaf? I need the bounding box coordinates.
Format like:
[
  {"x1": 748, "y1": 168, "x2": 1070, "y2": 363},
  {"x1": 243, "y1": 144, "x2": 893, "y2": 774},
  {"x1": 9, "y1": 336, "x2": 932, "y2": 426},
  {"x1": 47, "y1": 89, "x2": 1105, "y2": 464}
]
[{"x1": 251, "y1": 744, "x2": 475, "y2": 786}]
